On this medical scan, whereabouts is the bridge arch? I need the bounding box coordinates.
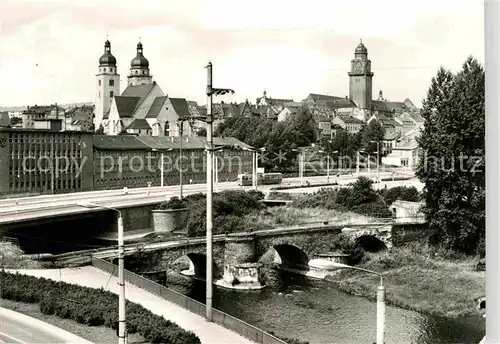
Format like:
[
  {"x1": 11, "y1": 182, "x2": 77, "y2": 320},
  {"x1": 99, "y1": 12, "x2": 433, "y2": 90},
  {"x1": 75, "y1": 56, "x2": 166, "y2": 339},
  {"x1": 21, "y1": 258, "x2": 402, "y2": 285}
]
[
  {"x1": 172, "y1": 253, "x2": 220, "y2": 278},
  {"x1": 355, "y1": 235, "x2": 387, "y2": 253},
  {"x1": 259, "y1": 244, "x2": 310, "y2": 270}
]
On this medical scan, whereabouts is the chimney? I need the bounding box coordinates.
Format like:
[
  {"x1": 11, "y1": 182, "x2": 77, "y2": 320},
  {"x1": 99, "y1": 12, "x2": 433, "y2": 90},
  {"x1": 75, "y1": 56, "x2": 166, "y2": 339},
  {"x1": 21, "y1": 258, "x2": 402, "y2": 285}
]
[{"x1": 171, "y1": 136, "x2": 174, "y2": 142}]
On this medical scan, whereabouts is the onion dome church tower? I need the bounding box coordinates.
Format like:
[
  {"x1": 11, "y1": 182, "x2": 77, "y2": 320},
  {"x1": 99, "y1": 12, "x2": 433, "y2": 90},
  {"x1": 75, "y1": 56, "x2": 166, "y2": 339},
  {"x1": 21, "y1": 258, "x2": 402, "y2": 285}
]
[
  {"x1": 127, "y1": 42, "x2": 153, "y2": 86},
  {"x1": 95, "y1": 39, "x2": 120, "y2": 130}
]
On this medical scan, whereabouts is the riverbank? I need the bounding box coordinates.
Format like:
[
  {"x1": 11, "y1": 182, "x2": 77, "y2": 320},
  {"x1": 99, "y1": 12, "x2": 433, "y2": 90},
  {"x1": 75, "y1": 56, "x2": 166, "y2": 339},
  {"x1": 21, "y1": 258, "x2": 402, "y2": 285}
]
[
  {"x1": 326, "y1": 244, "x2": 485, "y2": 318},
  {"x1": 0, "y1": 298, "x2": 146, "y2": 344}
]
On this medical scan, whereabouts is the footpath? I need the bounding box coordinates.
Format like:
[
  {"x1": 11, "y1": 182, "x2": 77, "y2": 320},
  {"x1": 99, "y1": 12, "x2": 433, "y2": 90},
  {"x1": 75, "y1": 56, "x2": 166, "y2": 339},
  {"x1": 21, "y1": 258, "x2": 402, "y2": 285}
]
[{"x1": 6, "y1": 267, "x2": 256, "y2": 344}]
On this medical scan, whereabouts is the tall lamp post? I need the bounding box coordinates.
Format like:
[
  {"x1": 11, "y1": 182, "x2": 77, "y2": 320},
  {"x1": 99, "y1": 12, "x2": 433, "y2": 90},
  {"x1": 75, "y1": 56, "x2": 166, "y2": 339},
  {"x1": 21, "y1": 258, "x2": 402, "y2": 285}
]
[
  {"x1": 78, "y1": 202, "x2": 126, "y2": 344},
  {"x1": 370, "y1": 140, "x2": 380, "y2": 182},
  {"x1": 327, "y1": 261, "x2": 385, "y2": 344},
  {"x1": 242, "y1": 147, "x2": 266, "y2": 190},
  {"x1": 177, "y1": 117, "x2": 196, "y2": 199},
  {"x1": 205, "y1": 61, "x2": 234, "y2": 321},
  {"x1": 152, "y1": 148, "x2": 173, "y2": 188}
]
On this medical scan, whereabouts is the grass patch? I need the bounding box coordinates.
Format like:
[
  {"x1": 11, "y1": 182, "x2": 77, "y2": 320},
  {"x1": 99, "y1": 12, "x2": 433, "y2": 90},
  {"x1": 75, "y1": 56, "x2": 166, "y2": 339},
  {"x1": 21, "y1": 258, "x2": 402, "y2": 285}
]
[
  {"x1": 0, "y1": 299, "x2": 146, "y2": 344},
  {"x1": 328, "y1": 244, "x2": 485, "y2": 317}
]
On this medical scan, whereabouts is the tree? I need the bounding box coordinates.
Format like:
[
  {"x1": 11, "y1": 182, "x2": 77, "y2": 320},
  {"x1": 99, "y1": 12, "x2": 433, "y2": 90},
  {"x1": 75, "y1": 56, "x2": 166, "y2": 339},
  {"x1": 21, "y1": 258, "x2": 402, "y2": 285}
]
[
  {"x1": 10, "y1": 116, "x2": 22, "y2": 126},
  {"x1": 415, "y1": 57, "x2": 485, "y2": 254},
  {"x1": 358, "y1": 121, "x2": 385, "y2": 157},
  {"x1": 197, "y1": 127, "x2": 207, "y2": 137}
]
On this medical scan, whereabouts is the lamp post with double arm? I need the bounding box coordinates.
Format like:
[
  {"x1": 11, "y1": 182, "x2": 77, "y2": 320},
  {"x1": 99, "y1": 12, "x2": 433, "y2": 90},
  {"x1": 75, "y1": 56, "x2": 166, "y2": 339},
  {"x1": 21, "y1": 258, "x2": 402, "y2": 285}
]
[{"x1": 204, "y1": 61, "x2": 234, "y2": 321}]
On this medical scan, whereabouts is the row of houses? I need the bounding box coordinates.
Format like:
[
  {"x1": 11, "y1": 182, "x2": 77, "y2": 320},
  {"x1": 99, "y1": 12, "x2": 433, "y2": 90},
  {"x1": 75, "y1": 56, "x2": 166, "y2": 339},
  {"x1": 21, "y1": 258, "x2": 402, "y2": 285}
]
[{"x1": 2, "y1": 104, "x2": 95, "y2": 132}]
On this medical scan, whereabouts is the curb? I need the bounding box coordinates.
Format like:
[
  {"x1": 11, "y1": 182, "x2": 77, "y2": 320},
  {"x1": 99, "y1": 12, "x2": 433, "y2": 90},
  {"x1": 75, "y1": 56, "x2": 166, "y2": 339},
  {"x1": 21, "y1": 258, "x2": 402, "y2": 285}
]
[{"x1": 0, "y1": 307, "x2": 94, "y2": 344}]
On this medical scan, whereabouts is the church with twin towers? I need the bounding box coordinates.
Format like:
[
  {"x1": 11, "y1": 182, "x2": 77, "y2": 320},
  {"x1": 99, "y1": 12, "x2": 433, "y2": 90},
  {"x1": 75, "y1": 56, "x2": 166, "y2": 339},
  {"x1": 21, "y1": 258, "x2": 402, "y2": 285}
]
[{"x1": 94, "y1": 39, "x2": 198, "y2": 136}]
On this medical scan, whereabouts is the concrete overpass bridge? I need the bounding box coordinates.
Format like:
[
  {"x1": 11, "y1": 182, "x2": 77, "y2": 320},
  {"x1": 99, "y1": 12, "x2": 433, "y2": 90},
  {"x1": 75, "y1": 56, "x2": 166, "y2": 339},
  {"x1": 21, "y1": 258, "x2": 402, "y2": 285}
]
[{"x1": 0, "y1": 171, "x2": 420, "y2": 254}]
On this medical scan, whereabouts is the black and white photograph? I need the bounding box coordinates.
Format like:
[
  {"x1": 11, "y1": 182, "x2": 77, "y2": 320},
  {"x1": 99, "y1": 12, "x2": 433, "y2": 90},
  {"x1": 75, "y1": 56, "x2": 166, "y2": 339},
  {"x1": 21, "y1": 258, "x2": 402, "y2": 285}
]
[{"x1": 0, "y1": 0, "x2": 498, "y2": 343}]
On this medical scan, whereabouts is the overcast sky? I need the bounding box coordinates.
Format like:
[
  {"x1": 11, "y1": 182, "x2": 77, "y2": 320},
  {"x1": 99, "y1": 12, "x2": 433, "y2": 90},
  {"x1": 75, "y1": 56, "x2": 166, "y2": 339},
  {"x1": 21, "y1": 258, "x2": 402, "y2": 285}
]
[{"x1": 0, "y1": 0, "x2": 484, "y2": 107}]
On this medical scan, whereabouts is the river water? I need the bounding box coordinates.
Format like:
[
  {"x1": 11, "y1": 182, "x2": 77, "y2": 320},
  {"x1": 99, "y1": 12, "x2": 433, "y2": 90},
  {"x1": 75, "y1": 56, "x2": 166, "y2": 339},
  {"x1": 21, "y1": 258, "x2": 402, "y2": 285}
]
[{"x1": 164, "y1": 269, "x2": 484, "y2": 344}]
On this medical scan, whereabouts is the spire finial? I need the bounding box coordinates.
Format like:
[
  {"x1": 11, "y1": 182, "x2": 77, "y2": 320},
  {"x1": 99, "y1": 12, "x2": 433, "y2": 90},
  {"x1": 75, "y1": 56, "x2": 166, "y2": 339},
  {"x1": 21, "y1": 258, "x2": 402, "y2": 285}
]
[
  {"x1": 139, "y1": 36, "x2": 142, "y2": 43},
  {"x1": 106, "y1": 34, "x2": 109, "y2": 40},
  {"x1": 360, "y1": 38, "x2": 362, "y2": 43}
]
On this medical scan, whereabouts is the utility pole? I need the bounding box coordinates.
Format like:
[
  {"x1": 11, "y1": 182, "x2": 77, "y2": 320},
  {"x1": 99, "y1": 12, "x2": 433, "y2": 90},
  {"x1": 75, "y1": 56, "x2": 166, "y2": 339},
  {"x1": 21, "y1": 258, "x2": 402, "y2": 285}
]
[
  {"x1": 179, "y1": 121, "x2": 184, "y2": 199},
  {"x1": 205, "y1": 61, "x2": 234, "y2": 322}
]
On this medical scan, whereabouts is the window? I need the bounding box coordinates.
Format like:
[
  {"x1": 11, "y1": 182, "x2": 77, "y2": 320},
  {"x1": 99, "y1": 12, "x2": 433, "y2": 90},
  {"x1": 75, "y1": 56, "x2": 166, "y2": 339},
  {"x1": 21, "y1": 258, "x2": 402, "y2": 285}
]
[
  {"x1": 104, "y1": 68, "x2": 107, "y2": 72},
  {"x1": 99, "y1": 91, "x2": 101, "y2": 98},
  {"x1": 142, "y1": 70, "x2": 145, "y2": 75},
  {"x1": 109, "y1": 80, "x2": 114, "y2": 86},
  {"x1": 98, "y1": 80, "x2": 101, "y2": 86},
  {"x1": 110, "y1": 91, "x2": 114, "y2": 97}
]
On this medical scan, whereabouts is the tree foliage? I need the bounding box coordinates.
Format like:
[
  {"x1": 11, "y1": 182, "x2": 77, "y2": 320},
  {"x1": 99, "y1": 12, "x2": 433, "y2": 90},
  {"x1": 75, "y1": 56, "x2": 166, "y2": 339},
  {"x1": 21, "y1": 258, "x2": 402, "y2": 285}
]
[{"x1": 415, "y1": 57, "x2": 485, "y2": 254}]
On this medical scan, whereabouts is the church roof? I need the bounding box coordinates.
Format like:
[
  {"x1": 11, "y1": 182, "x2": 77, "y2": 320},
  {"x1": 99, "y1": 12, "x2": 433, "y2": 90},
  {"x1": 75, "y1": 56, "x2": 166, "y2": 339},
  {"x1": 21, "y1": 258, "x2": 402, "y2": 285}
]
[
  {"x1": 372, "y1": 100, "x2": 408, "y2": 113},
  {"x1": 126, "y1": 118, "x2": 151, "y2": 130},
  {"x1": 114, "y1": 96, "x2": 141, "y2": 118},
  {"x1": 169, "y1": 98, "x2": 192, "y2": 119},
  {"x1": 146, "y1": 96, "x2": 168, "y2": 118},
  {"x1": 304, "y1": 93, "x2": 347, "y2": 102},
  {"x1": 121, "y1": 83, "x2": 156, "y2": 98}
]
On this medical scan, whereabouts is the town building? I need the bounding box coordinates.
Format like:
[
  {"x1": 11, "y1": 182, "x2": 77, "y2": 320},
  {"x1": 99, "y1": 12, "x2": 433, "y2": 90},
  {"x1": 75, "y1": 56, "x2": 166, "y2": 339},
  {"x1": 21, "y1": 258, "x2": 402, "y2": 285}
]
[
  {"x1": 21, "y1": 105, "x2": 66, "y2": 130},
  {"x1": 332, "y1": 115, "x2": 365, "y2": 134},
  {"x1": 0, "y1": 128, "x2": 94, "y2": 196},
  {"x1": 0, "y1": 127, "x2": 252, "y2": 197},
  {"x1": 65, "y1": 105, "x2": 94, "y2": 132}
]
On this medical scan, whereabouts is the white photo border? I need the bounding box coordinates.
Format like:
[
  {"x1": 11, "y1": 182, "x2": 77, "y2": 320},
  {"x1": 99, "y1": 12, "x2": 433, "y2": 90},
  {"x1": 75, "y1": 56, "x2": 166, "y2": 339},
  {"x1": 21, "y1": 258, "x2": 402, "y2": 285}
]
[{"x1": 485, "y1": 0, "x2": 500, "y2": 342}]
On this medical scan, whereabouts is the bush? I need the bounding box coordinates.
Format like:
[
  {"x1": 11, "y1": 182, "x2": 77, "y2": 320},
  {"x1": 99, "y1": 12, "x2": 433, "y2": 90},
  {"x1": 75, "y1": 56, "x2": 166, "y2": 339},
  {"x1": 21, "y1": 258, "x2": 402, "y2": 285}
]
[
  {"x1": 157, "y1": 197, "x2": 187, "y2": 210},
  {"x1": 378, "y1": 186, "x2": 421, "y2": 206},
  {"x1": 185, "y1": 190, "x2": 266, "y2": 236},
  {"x1": 0, "y1": 272, "x2": 200, "y2": 344}
]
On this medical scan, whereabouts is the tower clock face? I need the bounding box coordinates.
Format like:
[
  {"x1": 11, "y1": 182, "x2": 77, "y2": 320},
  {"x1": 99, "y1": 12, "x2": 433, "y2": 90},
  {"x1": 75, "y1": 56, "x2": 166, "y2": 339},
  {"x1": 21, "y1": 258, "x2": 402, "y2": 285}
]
[{"x1": 355, "y1": 60, "x2": 363, "y2": 73}]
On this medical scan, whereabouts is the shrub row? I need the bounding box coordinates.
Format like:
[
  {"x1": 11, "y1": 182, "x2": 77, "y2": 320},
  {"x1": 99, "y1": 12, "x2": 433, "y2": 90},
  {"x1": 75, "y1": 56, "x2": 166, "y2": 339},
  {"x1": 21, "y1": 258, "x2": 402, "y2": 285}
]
[
  {"x1": 0, "y1": 271, "x2": 200, "y2": 344},
  {"x1": 291, "y1": 177, "x2": 393, "y2": 218}
]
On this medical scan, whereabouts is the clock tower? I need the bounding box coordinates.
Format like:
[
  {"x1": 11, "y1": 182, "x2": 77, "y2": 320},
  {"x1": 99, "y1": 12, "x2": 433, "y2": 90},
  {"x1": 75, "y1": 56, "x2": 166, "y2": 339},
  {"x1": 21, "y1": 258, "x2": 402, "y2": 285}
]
[{"x1": 348, "y1": 39, "x2": 374, "y2": 111}]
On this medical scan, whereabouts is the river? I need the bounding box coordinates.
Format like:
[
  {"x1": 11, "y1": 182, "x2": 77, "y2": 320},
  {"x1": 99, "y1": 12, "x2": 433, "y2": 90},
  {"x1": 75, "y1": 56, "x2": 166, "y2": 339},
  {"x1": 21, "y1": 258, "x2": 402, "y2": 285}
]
[{"x1": 163, "y1": 268, "x2": 484, "y2": 344}]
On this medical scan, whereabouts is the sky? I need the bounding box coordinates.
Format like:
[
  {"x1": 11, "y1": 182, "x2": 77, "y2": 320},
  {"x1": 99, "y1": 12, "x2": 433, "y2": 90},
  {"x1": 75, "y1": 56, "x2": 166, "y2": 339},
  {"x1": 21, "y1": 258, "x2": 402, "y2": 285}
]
[{"x1": 0, "y1": 0, "x2": 484, "y2": 108}]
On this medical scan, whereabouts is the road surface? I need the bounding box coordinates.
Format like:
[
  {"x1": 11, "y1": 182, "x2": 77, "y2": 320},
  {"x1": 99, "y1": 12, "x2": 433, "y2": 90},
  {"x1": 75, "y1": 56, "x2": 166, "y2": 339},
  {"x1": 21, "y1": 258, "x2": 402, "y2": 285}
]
[
  {"x1": 0, "y1": 307, "x2": 93, "y2": 344},
  {"x1": 0, "y1": 171, "x2": 413, "y2": 225}
]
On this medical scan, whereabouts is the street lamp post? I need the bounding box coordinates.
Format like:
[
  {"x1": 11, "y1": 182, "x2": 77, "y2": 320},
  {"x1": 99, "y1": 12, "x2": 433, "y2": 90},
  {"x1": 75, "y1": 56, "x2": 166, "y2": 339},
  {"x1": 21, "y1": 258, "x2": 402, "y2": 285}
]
[
  {"x1": 152, "y1": 148, "x2": 173, "y2": 188},
  {"x1": 327, "y1": 261, "x2": 385, "y2": 344},
  {"x1": 370, "y1": 140, "x2": 380, "y2": 182},
  {"x1": 243, "y1": 147, "x2": 265, "y2": 190},
  {"x1": 78, "y1": 202, "x2": 126, "y2": 344},
  {"x1": 205, "y1": 61, "x2": 234, "y2": 321}
]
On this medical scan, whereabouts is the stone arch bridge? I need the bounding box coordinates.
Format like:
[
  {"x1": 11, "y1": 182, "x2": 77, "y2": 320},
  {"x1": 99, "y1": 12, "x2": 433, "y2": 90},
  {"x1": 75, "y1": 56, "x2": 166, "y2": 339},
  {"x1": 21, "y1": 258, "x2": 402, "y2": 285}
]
[{"x1": 116, "y1": 222, "x2": 428, "y2": 277}]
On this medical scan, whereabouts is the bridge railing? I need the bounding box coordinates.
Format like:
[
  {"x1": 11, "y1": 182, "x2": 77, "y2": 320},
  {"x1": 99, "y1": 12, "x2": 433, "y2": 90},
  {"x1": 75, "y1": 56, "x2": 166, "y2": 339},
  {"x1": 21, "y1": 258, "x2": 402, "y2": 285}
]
[{"x1": 91, "y1": 257, "x2": 286, "y2": 344}]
